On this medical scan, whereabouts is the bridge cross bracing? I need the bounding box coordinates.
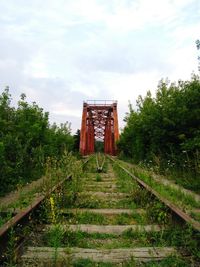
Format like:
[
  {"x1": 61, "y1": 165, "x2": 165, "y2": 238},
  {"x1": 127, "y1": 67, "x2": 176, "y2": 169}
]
[{"x1": 80, "y1": 100, "x2": 119, "y2": 155}]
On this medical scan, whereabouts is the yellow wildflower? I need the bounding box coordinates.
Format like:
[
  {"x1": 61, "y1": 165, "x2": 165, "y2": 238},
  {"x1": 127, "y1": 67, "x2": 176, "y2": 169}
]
[{"x1": 49, "y1": 196, "x2": 56, "y2": 224}]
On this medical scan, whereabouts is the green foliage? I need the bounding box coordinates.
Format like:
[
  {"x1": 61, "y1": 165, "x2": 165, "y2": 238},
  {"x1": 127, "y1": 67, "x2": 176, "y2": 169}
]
[
  {"x1": 0, "y1": 87, "x2": 74, "y2": 196},
  {"x1": 130, "y1": 187, "x2": 151, "y2": 207},
  {"x1": 118, "y1": 75, "x2": 200, "y2": 181},
  {"x1": 73, "y1": 259, "x2": 113, "y2": 267},
  {"x1": 128, "y1": 163, "x2": 200, "y2": 209},
  {"x1": 44, "y1": 224, "x2": 65, "y2": 266},
  {"x1": 196, "y1": 39, "x2": 200, "y2": 72},
  {"x1": 142, "y1": 256, "x2": 188, "y2": 267},
  {"x1": 146, "y1": 201, "x2": 170, "y2": 224},
  {"x1": 73, "y1": 129, "x2": 80, "y2": 152},
  {"x1": 95, "y1": 140, "x2": 104, "y2": 152},
  {"x1": 5, "y1": 227, "x2": 17, "y2": 266},
  {"x1": 0, "y1": 211, "x2": 13, "y2": 227},
  {"x1": 75, "y1": 211, "x2": 106, "y2": 224},
  {"x1": 45, "y1": 224, "x2": 65, "y2": 247},
  {"x1": 96, "y1": 173, "x2": 102, "y2": 181}
]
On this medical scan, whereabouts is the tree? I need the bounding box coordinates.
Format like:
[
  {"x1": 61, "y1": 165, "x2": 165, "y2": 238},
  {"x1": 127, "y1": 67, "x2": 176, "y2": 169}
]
[
  {"x1": 118, "y1": 75, "x2": 200, "y2": 173},
  {"x1": 0, "y1": 88, "x2": 74, "y2": 196},
  {"x1": 73, "y1": 129, "x2": 80, "y2": 152},
  {"x1": 196, "y1": 40, "x2": 200, "y2": 71}
]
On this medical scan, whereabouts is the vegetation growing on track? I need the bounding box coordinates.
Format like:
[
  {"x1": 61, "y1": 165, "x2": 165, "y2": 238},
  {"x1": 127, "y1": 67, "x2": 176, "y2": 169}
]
[
  {"x1": 73, "y1": 256, "x2": 187, "y2": 267},
  {"x1": 113, "y1": 163, "x2": 171, "y2": 225},
  {"x1": 1, "y1": 152, "x2": 83, "y2": 266},
  {"x1": 111, "y1": 159, "x2": 200, "y2": 264},
  {"x1": 4, "y1": 156, "x2": 198, "y2": 266},
  {"x1": 117, "y1": 160, "x2": 200, "y2": 215}
]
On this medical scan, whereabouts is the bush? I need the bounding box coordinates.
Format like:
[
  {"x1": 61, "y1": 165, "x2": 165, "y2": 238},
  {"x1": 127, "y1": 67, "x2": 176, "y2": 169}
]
[{"x1": 0, "y1": 87, "x2": 74, "y2": 196}]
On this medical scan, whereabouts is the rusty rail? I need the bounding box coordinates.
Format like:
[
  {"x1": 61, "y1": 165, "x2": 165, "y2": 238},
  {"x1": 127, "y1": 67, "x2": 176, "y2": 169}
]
[
  {"x1": 96, "y1": 153, "x2": 105, "y2": 172},
  {"x1": 0, "y1": 176, "x2": 70, "y2": 260},
  {"x1": 0, "y1": 157, "x2": 90, "y2": 261},
  {"x1": 108, "y1": 156, "x2": 200, "y2": 232}
]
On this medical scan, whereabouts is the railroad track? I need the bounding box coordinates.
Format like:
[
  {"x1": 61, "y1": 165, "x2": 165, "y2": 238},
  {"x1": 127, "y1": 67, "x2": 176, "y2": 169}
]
[
  {"x1": 0, "y1": 155, "x2": 199, "y2": 266},
  {"x1": 96, "y1": 152, "x2": 105, "y2": 172},
  {"x1": 0, "y1": 157, "x2": 89, "y2": 266},
  {"x1": 108, "y1": 156, "x2": 200, "y2": 232}
]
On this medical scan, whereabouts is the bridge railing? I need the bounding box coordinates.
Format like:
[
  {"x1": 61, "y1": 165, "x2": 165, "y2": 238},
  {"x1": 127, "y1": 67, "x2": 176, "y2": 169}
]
[{"x1": 85, "y1": 100, "x2": 117, "y2": 106}]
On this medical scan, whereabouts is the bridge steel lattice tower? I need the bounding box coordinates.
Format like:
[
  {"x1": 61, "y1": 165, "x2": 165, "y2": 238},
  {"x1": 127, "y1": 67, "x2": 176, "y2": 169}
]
[{"x1": 80, "y1": 100, "x2": 119, "y2": 155}]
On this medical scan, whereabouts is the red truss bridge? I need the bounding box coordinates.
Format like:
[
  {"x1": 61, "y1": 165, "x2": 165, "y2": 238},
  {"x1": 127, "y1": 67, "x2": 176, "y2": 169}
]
[{"x1": 80, "y1": 100, "x2": 119, "y2": 155}]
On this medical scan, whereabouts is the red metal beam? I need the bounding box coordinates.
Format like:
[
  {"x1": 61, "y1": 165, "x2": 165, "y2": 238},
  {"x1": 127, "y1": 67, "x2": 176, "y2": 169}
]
[
  {"x1": 80, "y1": 101, "x2": 119, "y2": 155},
  {"x1": 80, "y1": 103, "x2": 88, "y2": 155},
  {"x1": 113, "y1": 103, "x2": 119, "y2": 155}
]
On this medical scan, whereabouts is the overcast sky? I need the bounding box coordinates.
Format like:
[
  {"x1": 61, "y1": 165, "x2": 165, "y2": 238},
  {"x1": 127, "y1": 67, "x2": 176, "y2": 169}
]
[{"x1": 0, "y1": 0, "x2": 199, "y2": 133}]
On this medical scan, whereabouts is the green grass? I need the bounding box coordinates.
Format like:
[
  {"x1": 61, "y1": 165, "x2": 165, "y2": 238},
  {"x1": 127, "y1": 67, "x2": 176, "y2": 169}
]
[
  {"x1": 162, "y1": 165, "x2": 200, "y2": 194},
  {"x1": 113, "y1": 163, "x2": 162, "y2": 212},
  {"x1": 41, "y1": 224, "x2": 195, "y2": 264},
  {"x1": 71, "y1": 211, "x2": 106, "y2": 225},
  {"x1": 5, "y1": 190, "x2": 37, "y2": 210},
  {"x1": 102, "y1": 160, "x2": 108, "y2": 173},
  {"x1": 137, "y1": 170, "x2": 200, "y2": 209},
  {"x1": 84, "y1": 155, "x2": 98, "y2": 173},
  {"x1": 113, "y1": 212, "x2": 147, "y2": 225},
  {"x1": 117, "y1": 160, "x2": 200, "y2": 210},
  {"x1": 0, "y1": 211, "x2": 13, "y2": 227},
  {"x1": 43, "y1": 228, "x2": 146, "y2": 249},
  {"x1": 113, "y1": 163, "x2": 171, "y2": 226},
  {"x1": 26, "y1": 157, "x2": 200, "y2": 267},
  {"x1": 73, "y1": 259, "x2": 113, "y2": 267},
  {"x1": 113, "y1": 163, "x2": 138, "y2": 193},
  {"x1": 190, "y1": 211, "x2": 200, "y2": 222},
  {"x1": 42, "y1": 224, "x2": 200, "y2": 258},
  {"x1": 73, "y1": 192, "x2": 141, "y2": 209},
  {"x1": 146, "y1": 201, "x2": 171, "y2": 224},
  {"x1": 83, "y1": 184, "x2": 117, "y2": 193},
  {"x1": 141, "y1": 256, "x2": 189, "y2": 267},
  {"x1": 44, "y1": 224, "x2": 65, "y2": 247},
  {"x1": 63, "y1": 211, "x2": 147, "y2": 225},
  {"x1": 73, "y1": 256, "x2": 190, "y2": 267},
  {"x1": 74, "y1": 196, "x2": 101, "y2": 208},
  {"x1": 95, "y1": 173, "x2": 102, "y2": 182},
  {"x1": 43, "y1": 229, "x2": 116, "y2": 248},
  {"x1": 118, "y1": 155, "x2": 200, "y2": 195}
]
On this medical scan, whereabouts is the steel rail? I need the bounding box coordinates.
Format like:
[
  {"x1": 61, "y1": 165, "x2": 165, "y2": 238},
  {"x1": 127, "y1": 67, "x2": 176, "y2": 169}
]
[
  {"x1": 0, "y1": 157, "x2": 90, "y2": 261},
  {"x1": 96, "y1": 153, "x2": 105, "y2": 172},
  {"x1": 108, "y1": 156, "x2": 200, "y2": 232},
  {"x1": 0, "y1": 175, "x2": 71, "y2": 261}
]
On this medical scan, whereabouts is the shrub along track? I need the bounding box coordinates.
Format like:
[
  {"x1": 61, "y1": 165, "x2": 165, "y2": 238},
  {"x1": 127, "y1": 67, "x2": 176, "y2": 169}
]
[{"x1": 0, "y1": 154, "x2": 199, "y2": 266}]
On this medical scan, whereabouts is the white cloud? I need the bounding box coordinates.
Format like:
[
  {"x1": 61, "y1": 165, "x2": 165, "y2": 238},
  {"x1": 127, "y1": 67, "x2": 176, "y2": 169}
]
[
  {"x1": 0, "y1": 0, "x2": 199, "y2": 133},
  {"x1": 24, "y1": 57, "x2": 49, "y2": 79},
  {"x1": 51, "y1": 102, "x2": 81, "y2": 118}
]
